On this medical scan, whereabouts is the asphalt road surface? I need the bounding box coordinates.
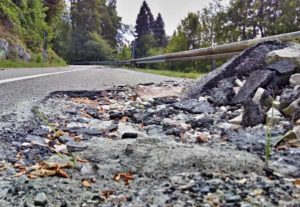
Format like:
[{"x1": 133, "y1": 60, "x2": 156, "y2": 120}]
[{"x1": 0, "y1": 65, "x2": 175, "y2": 126}]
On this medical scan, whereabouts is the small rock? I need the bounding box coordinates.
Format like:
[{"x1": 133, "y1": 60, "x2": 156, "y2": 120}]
[
  {"x1": 165, "y1": 128, "x2": 181, "y2": 137},
  {"x1": 290, "y1": 73, "x2": 300, "y2": 86},
  {"x1": 173, "y1": 99, "x2": 215, "y2": 114},
  {"x1": 280, "y1": 88, "x2": 300, "y2": 109},
  {"x1": 252, "y1": 87, "x2": 272, "y2": 107},
  {"x1": 195, "y1": 133, "x2": 208, "y2": 143},
  {"x1": 25, "y1": 135, "x2": 45, "y2": 145},
  {"x1": 81, "y1": 163, "x2": 96, "y2": 175},
  {"x1": 267, "y1": 59, "x2": 297, "y2": 75},
  {"x1": 218, "y1": 106, "x2": 228, "y2": 113},
  {"x1": 235, "y1": 79, "x2": 244, "y2": 87},
  {"x1": 242, "y1": 100, "x2": 265, "y2": 127},
  {"x1": 233, "y1": 70, "x2": 274, "y2": 104},
  {"x1": 218, "y1": 122, "x2": 241, "y2": 130},
  {"x1": 275, "y1": 126, "x2": 300, "y2": 147},
  {"x1": 66, "y1": 141, "x2": 88, "y2": 152},
  {"x1": 108, "y1": 123, "x2": 118, "y2": 132},
  {"x1": 225, "y1": 194, "x2": 241, "y2": 203},
  {"x1": 296, "y1": 119, "x2": 300, "y2": 125},
  {"x1": 292, "y1": 110, "x2": 300, "y2": 123},
  {"x1": 34, "y1": 192, "x2": 48, "y2": 206},
  {"x1": 122, "y1": 133, "x2": 138, "y2": 139},
  {"x1": 283, "y1": 98, "x2": 300, "y2": 116},
  {"x1": 189, "y1": 114, "x2": 214, "y2": 128},
  {"x1": 266, "y1": 107, "x2": 284, "y2": 124},
  {"x1": 78, "y1": 128, "x2": 103, "y2": 136},
  {"x1": 229, "y1": 114, "x2": 243, "y2": 125},
  {"x1": 266, "y1": 43, "x2": 300, "y2": 67},
  {"x1": 109, "y1": 111, "x2": 124, "y2": 120},
  {"x1": 58, "y1": 135, "x2": 73, "y2": 144}
]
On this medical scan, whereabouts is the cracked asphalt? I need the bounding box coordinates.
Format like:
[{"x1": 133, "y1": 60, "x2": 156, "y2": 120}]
[{"x1": 0, "y1": 65, "x2": 175, "y2": 125}]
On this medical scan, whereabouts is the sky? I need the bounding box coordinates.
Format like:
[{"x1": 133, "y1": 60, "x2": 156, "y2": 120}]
[{"x1": 116, "y1": 0, "x2": 217, "y2": 36}]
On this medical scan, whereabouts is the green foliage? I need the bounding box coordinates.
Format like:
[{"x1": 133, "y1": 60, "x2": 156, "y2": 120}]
[
  {"x1": 0, "y1": 0, "x2": 66, "y2": 65},
  {"x1": 0, "y1": 59, "x2": 66, "y2": 68},
  {"x1": 55, "y1": 0, "x2": 121, "y2": 62},
  {"x1": 166, "y1": 32, "x2": 188, "y2": 53},
  {"x1": 117, "y1": 45, "x2": 132, "y2": 60},
  {"x1": 129, "y1": 68, "x2": 204, "y2": 79},
  {"x1": 83, "y1": 32, "x2": 114, "y2": 61},
  {"x1": 134, "y1": 0, "x2": 156, "y2": 58}
]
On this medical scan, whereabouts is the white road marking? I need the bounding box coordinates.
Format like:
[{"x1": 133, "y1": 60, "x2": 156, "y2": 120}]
[{"x1": 0, "y1": 68, "x2": 88, "y2": 85}]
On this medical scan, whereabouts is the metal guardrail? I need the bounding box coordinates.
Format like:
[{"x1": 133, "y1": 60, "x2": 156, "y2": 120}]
[{"x1": 72, "y1": 31, "x2": 300, "y2": 66}]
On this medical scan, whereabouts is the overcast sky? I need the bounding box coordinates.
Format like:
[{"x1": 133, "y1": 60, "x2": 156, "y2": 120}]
[{"x1": 116, "y1": 0, "x2": 218, "y2": 36}]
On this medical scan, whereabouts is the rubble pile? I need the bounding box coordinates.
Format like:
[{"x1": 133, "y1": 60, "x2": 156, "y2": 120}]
[{"x1": 0, "y1": 41, "x2": 300, "y2": 206}]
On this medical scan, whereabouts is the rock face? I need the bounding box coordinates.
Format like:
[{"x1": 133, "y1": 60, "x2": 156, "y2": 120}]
[{"x1": 0, "y1": 39, "x2": 31, "y2": 61}]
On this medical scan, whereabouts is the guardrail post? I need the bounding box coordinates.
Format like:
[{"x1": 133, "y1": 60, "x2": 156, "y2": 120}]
[{"x1": 211, "y1": 59, "x2": 216, "y2": 70}]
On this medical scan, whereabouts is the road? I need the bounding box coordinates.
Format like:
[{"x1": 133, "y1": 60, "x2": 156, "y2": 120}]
[{"x1": 0, "y1": 65, "x2": 175, "y2": 126}]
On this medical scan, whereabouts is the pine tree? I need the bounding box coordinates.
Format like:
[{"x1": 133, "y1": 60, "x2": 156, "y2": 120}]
[
  {"x1": 135, "y1": 1, "x2": 154, "y2": 38},
  {"x1": 153, "y1": 13, "x2": 167, "y2": 47}
]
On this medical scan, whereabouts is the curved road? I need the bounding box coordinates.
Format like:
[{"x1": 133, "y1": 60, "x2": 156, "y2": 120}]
[{"x1": 0, "y1": 65, "x2": 176, "y2": 126}]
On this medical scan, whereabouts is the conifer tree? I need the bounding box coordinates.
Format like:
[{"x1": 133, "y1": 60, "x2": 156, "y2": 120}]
[
  {"x1": 153, "y1": 13, "x2": 167, "y2": 47},
  {"x1": 134, "y1": 0, "x2": 156, "y2": 57}
]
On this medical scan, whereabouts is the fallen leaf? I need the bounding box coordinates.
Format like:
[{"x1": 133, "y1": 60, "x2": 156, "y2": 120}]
[
  {"x1": 76, "y1": 157, "x2": 89, "y2": 163},
  {"x1": 73, "y1": 135, "x2": 82, "y2": 142},
  {"x1": 15, "y1": 171, "x2": 26, "y2": 177},
  {"x1": 294, "y1": 179, "x2": 300, "y2": 187},
  {"x1": 28, "y1": 161, "x2": 72, "y2": 179},
  {"x1": 113, "y1": 172, "x2": 134, "y2": 185},
  {"x1": 101, "y1": 190, "x2": 114, "y2": 199},
  {"x1": 30, "y1": 169, "x2": 57, "y2": 178},
  {"x1": 82, "y1": 179, "x2": 92, "y2": 188},
  {"x1": 14, "y1": 163, "x2": 26, "y2": 171}
]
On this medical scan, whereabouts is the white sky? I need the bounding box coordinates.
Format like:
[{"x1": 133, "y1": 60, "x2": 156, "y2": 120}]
[{"x1": 117, "y1": 0, "x2": 217, "y2": 36}]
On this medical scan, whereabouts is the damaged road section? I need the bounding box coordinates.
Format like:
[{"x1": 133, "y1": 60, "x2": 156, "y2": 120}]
[{"x1": 0, "y1": 41, "x2": 300, "y2": 206}]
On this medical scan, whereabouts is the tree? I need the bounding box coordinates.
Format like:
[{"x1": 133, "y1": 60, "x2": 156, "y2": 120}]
[
  {"x1": 68, "y1": 0, "x2": 118, "y2": 62},
  {"x1": 178, "y1": 12, "x2": 202, "y2": 49},
  {"x1": 100, "y1": 0, "x2": 122, "y2": 48},
  {"x1": 166, "y1": 31, "x2": 188, "y2": 53},
  {"x1": 153, "y1": 13, "x2": 167, "y2": 47},
  {"x1": 134, "y1": 0, "x2": 155, "y2": 57}
]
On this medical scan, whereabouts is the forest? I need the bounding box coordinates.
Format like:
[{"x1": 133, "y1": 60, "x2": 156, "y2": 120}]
[{"x1": 0, "y1": 0, "x2": 299, "y2": 71}]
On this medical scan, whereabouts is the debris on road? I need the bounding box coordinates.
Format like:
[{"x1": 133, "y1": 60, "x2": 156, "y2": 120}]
[{"x1": 0, "y1": 41, "x2": 300, "y2": 206}]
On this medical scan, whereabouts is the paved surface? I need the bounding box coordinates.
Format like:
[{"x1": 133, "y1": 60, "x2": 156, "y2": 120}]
[{"x1": 0, "y1": 65, "x2": 175, "y2": 124}]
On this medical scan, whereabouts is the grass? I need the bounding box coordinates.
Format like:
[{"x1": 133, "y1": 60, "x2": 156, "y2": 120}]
[
  {"x1": 0, "y1": 60, "x2": 67, "y2": 68},
  {"x1": 128, "y1": 68, "x2": 205, "y2": 79}
]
